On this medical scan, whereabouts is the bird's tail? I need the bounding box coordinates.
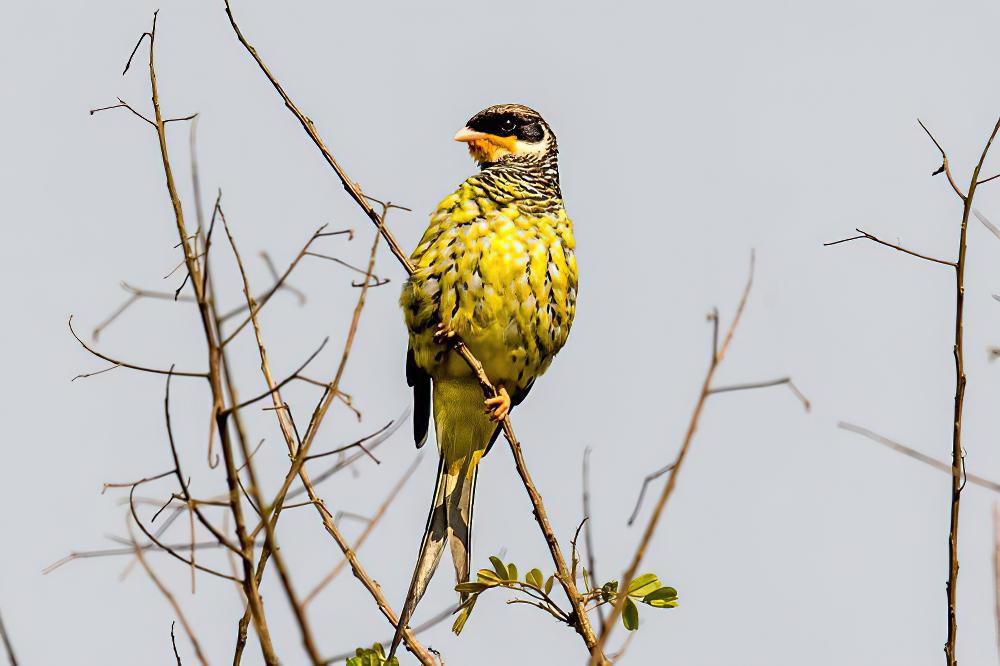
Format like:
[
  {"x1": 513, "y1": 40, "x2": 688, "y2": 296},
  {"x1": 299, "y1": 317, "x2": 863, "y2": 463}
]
[{"x1": 389, "y1": 380, "x2": 490, "y2": 660}]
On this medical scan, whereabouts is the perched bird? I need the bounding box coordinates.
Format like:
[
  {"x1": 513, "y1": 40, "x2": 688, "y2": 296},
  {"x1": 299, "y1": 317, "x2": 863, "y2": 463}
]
[{"x1": 391, "y1": 104, "x2": 577, "y2": 658}]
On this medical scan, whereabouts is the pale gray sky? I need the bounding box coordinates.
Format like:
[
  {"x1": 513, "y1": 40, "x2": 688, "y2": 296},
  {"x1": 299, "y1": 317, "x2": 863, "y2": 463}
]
[{"x1": 4, "y1": 1, "x2": 1000, "y2": 664}]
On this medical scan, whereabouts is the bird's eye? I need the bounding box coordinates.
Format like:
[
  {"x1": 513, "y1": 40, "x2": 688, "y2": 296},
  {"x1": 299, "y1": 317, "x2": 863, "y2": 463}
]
[{"x1": 499, "y1": 118, "x2": 517, "y2": 134}]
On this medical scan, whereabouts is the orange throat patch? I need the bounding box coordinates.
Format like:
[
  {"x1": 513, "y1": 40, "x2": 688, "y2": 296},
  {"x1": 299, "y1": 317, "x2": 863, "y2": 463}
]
[{"x1": 466, "y1": 135, "x2": 517, "y2": 163}]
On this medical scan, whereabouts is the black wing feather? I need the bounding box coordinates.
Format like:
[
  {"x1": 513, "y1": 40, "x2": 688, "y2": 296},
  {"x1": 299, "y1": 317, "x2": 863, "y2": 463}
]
[{"x1": 406, "y1": 347, "x2": 432, "y2": 448}]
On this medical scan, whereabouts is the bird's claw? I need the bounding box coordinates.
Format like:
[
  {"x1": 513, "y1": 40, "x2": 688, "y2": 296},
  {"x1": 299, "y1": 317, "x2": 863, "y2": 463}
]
[
  {"x1": 485, "y1": 386, "x2": 511, "y2": 422},
  {"x1": 433, "y1": 322, "x2": 457, "y2": 345}
]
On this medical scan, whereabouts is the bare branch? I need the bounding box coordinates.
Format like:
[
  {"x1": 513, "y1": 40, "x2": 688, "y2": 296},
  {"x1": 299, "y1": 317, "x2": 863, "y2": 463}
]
[
  {"x1": 582, "y1": 448, "x2": 604, "y2": 626},
  {"x1": 823, "y1": 228, "x2": 955, "y2": 267},
  {"x1": 918, "y1": 118, "x2": 966, "y2": 200},
  {"x1": 837, "y1": 422, "x2": 1000, "y2": 493},
  {"x1": 221, "y1": 224, "x2": 336, "y2": 346},
  {"x1": 708, "y1": 376, "x2": 811, "y2": 411},
  {"x1": 90, "y1": 99, "x2": 156, "y2": 127},
  {"x1": 223, "y1": 337, "x2": 329, "y2": 414},
  {"x1": 0, "y1": 608, "x2": 17, "y2": 666},
  {"x1": 218, "y1": 203, "x2": 325, "y2": 663},
  {"x1": 127, "y1": 521, "x2": 208, "y2": 666},
  {"x1": 302, "y1": 420, "x2": 397, "y2": 463},
  {"x1": 222, "y1": 0, "x2": 413, "y2": 271},
  {"x1": 626, "y1": 460, "x2": 678, "y2": 527},
  {"x1": 973, "y1": 208, "x2": 1000, "y2": 242},
  {"x1": 69, "y1": 316, "x2": 206, "y2": 378},
  {"x1": 170, "y1": 621, "x2": 182, "y2": 666}
]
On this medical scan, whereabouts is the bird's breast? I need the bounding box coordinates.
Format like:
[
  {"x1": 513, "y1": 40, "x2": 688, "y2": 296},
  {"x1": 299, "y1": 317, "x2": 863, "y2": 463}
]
[{"x1": 401, "y1": 193, "x2": 577, "y2": 390}]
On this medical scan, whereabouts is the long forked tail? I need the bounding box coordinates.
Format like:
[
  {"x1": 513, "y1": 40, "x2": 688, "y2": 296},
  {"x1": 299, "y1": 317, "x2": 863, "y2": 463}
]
[{"x1": 388, "y1": 454, "x2": 479, "y2": 660}]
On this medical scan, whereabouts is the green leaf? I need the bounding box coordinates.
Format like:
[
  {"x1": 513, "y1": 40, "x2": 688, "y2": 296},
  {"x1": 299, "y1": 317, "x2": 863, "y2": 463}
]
[
  {"x1": 544, "y1": 575, "x2": 555, "y2": 595},
  {"x1": 526, "y1": 568, "x2": 544, "y2": 589},
  {"x1": 506, "y1": 563, "x2": 518, "y2": 582},
  {"x1": 456, "y1": 581, "x2": 489, "y2": 594},
  {"x1": 345, "y1": 643, "x2": 398, "y2": 666},
  {"x1": 627, "y1": 573, "x2": 661, "y2": 598},
  {"x1": 622, "y1": 597, "x2": 639, "y2": 631},
  {"x1": 477, "y1": 569, "x2": 501, "y2": 585},
  {"x1": 452, "y1": 595, "x2": 478, "y2": 635},
  {"x1": 642, "y1": 586, "x2": 679, "y2": 608},
  {"x1": 601, "y1": 580, "x2": 619, "y2": 601},
  {"x1": 489, "y1": 556, "x2": 508, "y2": 580}
]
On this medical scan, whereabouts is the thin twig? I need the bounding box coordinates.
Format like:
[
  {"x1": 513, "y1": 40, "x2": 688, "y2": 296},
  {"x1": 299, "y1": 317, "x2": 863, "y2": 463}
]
[
  {"x1": 708, "y1": 376, "x2": 811, "y2": 411},
  {"x1": 221, "y1": 224, "x2": 337, "y2": 345},
  {"x1": 128, "y1": 521, "x2": 208, "y2": 666},
  {"x1": 823, "y1": 228, "x2": 955, "y2": 267},
  {"x1": 944, "y1": 114, "x2": 1000, "y2": 666},
  {"x1": 0, "y1": 609, "x2": 17, "y2": 666},
  {"x1": 219, "y1": 203, "x2": 325, "y2": 664},
  {"x1": 222, "y1": 0, "x2": 412, "y2": 271},
  {"x1": 837, "y1": 422, "x2": 1000, "y2": 493},
  {"x1": 582, "y1": 448, "x2": 605, "y2": 626},
  {"x1": 135, "y1": 14, "x2": 279, "y2": 661},
  {"x1": 918, "y1": 119, "x2": 967, "y2": 200},
  {"x1": 302, "y1": 420, "x2": 395, "y2": 462},
  {"x1": 626, "y1": 461, "x2": 678, "y2": 527},
  {"x1": 69, "y1": 316, "x2": 206, "y2": 378},
  {"x1": 302, "y1": 454, "x2": 423, "y2": 606},
  {"x1": 171, "y1": 621, "x2": 183, "y2": 665}
]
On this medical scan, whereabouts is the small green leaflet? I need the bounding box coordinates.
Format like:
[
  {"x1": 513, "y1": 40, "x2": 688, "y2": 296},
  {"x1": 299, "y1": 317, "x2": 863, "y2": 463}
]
[
  {"x1": 627, "y1": 573, "x2": 661, "y2": 597},
  {"x1": 622, "y1": 597, "x2": 639, "y2": 631},
  {"x1": 526, "y1": 568, "x2": 544, "y2": 590}
]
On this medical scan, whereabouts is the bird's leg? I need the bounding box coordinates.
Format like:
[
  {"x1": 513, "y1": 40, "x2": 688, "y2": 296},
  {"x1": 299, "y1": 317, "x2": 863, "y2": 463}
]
[
  {"x1": 485, "y1": 385, "x2": 511, "y2": 422},
  {"x1": 433, "y1": 321, "x2": 457, "y2": 345}
]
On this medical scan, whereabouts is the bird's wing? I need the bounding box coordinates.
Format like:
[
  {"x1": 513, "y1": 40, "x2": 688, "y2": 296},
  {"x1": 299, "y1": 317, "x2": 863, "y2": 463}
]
[{"x1": 406, "y1": 346, "x2": 431, "y2": 448}]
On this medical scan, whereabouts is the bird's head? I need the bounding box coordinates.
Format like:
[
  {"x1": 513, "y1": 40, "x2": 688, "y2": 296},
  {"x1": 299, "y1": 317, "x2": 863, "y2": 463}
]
[{"x1": 453, "y1": 104, "x2": 557, "y2": 167}]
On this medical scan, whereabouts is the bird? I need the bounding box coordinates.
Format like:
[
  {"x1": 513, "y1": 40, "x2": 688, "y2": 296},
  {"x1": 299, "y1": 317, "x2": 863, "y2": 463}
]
[{"x1": 390, "y1": 103, "x2": 577, "y2": 659}]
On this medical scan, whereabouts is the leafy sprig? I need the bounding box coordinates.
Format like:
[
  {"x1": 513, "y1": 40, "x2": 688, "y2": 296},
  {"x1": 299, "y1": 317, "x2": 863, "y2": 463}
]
[
  {"x1": 346, "y1": 642, "x2": 399, "y2": 666},
  {"x1": 452, "y1": 555, "x2": 677, "y2": 635}
]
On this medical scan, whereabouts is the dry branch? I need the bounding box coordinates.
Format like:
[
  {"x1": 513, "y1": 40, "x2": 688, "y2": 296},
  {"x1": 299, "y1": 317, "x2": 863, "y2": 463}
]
[
  {"x1": 0, "y1": 609, "x2": 17, "y2": 666},
  {"x1": 838, "y1": 423, "x2": 1000, "y2": 493},
  {"x1": 827, "y1": 114, "x2": 1000, "y2": 666}
]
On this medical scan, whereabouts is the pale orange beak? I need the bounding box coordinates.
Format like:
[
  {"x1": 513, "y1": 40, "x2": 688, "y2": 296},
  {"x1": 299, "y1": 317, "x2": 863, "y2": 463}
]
[{"x1": 453, "y1": 127, "x2": 489, "y2": 142}]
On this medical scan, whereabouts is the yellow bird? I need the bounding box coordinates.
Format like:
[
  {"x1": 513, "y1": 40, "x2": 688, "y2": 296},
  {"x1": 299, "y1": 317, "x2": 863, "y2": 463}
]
[{"x1": 390, "y1": 104, "x2": 577, "y2": 657}]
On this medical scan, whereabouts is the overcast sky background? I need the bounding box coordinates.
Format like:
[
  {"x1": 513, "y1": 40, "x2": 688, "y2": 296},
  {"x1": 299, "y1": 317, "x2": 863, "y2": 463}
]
[{"x1": 4, "y1": 1, "x2": 1000, "y2": 664}]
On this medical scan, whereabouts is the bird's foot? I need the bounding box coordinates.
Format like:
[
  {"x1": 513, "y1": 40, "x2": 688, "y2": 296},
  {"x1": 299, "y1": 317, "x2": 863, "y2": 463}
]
[
  {"x1": 485, "y1": 386, "x2": 511, "y2": 422},
  {"x1": 433, "y1": 322, "x2": 457, "y2": 345}
]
